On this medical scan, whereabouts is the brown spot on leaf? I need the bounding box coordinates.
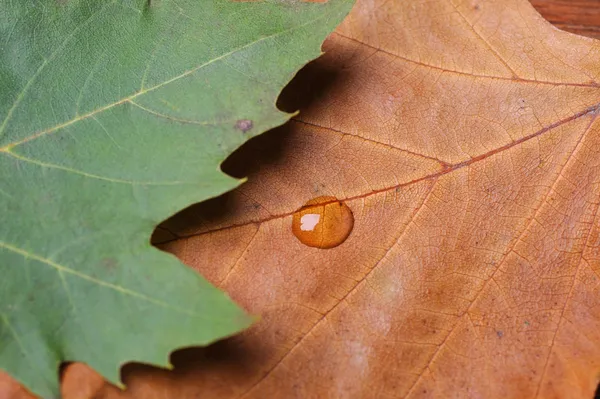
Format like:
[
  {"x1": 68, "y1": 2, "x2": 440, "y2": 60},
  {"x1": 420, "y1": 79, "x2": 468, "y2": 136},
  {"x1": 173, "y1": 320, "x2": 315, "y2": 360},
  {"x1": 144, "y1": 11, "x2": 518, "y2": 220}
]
[{"x1": 235, "y1": 119, "x2": 253, "y2": 133}]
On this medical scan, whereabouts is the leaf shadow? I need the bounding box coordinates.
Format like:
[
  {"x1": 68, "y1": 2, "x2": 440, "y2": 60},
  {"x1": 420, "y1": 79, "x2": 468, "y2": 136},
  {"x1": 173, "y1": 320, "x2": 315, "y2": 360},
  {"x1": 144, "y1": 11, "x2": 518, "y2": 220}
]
[
  {"x1": 151, "y1": 56, "x2": 344, "y2": 244},
  {"x1": 117, "y1": 338, "x2": 264, "y2": 397},
  {"x1": 137, "y1": 56, "x2": 347, "y2": 389}
]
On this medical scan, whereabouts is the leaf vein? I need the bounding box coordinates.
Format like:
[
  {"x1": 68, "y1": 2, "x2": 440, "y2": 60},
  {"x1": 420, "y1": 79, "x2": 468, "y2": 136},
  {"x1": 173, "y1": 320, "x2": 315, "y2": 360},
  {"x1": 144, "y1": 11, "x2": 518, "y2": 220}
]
[
  {"x1": 164, "y1": 104, "x2": 600, "y2": 243},
  {"x1": 0, "y1": 241, "x2": 202, "y2": 317},
  {"x1": 404, "y1": 108, "x2": 599, "y2": 399},
  {"x1": 293, "y1": 118, "x2": 451, "y2": 167},
  {"x1": 0, "y1": 0, "x2": 118, "y2": 139},
  {"x1": 129, "y1": 101, "x2": 231, "y2": 126},
  {"x1": 3, "y1": 150, "x2": 186, "y2": 185},
  {"x1": 447, "y1": 0, "x2": 520, "y2": 78},
  {"x1": 0, "y1": 313, "x2": 55, "y2": 391},
  {"x1": 332, "y1": 32, "x2": 600, "y2": 88},
  {"x1": 1, "y1": 11, "x2": 335, "y2": 151},
  {"x1": 533, "y1": 116, "x2": 600, "y2": 398},
  {"x1": 236, "y1": 180, "x2": 438, "y2": 399}
]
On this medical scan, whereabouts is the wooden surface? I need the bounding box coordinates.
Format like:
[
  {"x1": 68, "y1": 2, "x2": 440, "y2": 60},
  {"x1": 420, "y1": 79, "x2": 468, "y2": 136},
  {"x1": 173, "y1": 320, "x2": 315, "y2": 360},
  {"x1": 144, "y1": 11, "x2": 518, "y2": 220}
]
[{"x1": 531, "y1": 0, "x2": 600, "y2": 38}]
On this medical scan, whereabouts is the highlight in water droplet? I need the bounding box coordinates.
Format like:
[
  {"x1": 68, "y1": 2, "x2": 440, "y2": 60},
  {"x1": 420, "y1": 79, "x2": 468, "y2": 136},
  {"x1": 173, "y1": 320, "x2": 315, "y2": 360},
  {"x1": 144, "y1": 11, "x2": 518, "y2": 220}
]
[
  {"x1": 292, "y1": 196, "x2": 354, "y2": 249},
  {"x1": 300, "y1": 213, "x2": 321, "y2": 231}
]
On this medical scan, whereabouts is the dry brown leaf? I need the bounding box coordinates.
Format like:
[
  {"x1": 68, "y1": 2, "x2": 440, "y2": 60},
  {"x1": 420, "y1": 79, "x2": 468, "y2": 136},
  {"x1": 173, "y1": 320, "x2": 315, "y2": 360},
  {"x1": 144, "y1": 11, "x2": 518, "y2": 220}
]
[
  {"x1": 157, "y1": 0, "x2": 600, "y2": 396},
  {"x1": 152, "y1": 0, "x2": 600, "y2": 397},
  {"x1": 6, "y1": 0, "x2": 600, "y2": 398}
]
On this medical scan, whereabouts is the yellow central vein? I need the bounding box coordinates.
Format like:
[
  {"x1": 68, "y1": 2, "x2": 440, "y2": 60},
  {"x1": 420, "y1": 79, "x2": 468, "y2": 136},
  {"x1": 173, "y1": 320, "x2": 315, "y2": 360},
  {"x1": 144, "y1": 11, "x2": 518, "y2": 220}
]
[
  {"x1": 0, "y1": 10, "x2": 329, "y2": 152},
  {"x1": 0, "y1": 240, "x2": 198, "y2": 317},
  {"x1": 0, "y1": 0, "x2": 118, "y2": 139},
  {"x1": 2, "y1": 150, "x2": 186, "y2": 185}
]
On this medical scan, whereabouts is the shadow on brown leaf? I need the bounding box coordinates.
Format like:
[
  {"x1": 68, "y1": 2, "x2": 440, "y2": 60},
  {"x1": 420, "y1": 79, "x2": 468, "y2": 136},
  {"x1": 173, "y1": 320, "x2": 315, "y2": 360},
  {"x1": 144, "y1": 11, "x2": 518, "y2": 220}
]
[{"x1": 153, "y1": 58, "x2": 347, "y2": 245}]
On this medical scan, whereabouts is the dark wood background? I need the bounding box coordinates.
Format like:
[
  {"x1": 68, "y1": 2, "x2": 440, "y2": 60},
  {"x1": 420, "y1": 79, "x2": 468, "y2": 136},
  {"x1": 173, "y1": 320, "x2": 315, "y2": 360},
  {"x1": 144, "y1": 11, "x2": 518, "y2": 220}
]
[{"x1": 531, "y1": 0, "x2": 600, "y2": 38}]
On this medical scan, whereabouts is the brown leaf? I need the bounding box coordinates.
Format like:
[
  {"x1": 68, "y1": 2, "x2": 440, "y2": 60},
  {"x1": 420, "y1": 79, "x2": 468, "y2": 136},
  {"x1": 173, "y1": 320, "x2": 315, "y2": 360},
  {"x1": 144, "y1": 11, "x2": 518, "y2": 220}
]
[
  {"x1": 0, "y1": 372, "x2": 31, "y2": 399},
  {"x1": 151, "y1": 0, "x2": 600, "y2": 397},
  {"x1": 15, "y1": 0, "x2": 600, "y2": 398},
  {"x1": 157, "y1": 0, "x2": 600, "y2": 397}
]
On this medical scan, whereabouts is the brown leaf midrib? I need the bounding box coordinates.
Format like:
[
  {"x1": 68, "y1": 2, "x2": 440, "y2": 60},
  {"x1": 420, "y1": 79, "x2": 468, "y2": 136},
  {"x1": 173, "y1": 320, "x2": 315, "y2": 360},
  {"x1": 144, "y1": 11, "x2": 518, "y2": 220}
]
[
  {"x1": 233, "y1": 96, "x2": 600, "y2": 399},
  {"x1": 165, "y1": 102, "x2": 600, "y2": 243}
]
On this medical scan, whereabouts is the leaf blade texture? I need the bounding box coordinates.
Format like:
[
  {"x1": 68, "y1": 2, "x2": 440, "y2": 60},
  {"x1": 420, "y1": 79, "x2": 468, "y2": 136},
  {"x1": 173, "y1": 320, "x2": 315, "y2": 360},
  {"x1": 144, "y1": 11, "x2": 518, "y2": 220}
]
[{"x1": 0, "y1": 0, "x2": 354, "y2": 397}]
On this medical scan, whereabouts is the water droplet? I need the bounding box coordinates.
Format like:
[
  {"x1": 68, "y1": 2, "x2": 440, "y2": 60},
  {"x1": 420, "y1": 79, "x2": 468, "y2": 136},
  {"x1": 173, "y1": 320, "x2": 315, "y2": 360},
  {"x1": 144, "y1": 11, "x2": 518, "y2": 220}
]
[{"x1": 292, "y1": 196, "x2": 354, "y2": 249}]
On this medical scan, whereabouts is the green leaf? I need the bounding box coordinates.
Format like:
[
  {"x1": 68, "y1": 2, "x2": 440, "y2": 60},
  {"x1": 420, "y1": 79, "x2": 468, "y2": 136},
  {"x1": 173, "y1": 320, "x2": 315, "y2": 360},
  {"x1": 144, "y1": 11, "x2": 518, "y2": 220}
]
[{"x1": 0, "y1": 0, "x2": 353, "y2": 397}]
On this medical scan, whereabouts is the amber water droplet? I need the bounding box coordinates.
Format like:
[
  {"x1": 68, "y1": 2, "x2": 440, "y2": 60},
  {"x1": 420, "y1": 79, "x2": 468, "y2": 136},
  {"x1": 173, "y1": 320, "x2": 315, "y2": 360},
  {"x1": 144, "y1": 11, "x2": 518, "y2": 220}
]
[{"x1": 292, "y1": 196, "x2": 354, "y2": 249}]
